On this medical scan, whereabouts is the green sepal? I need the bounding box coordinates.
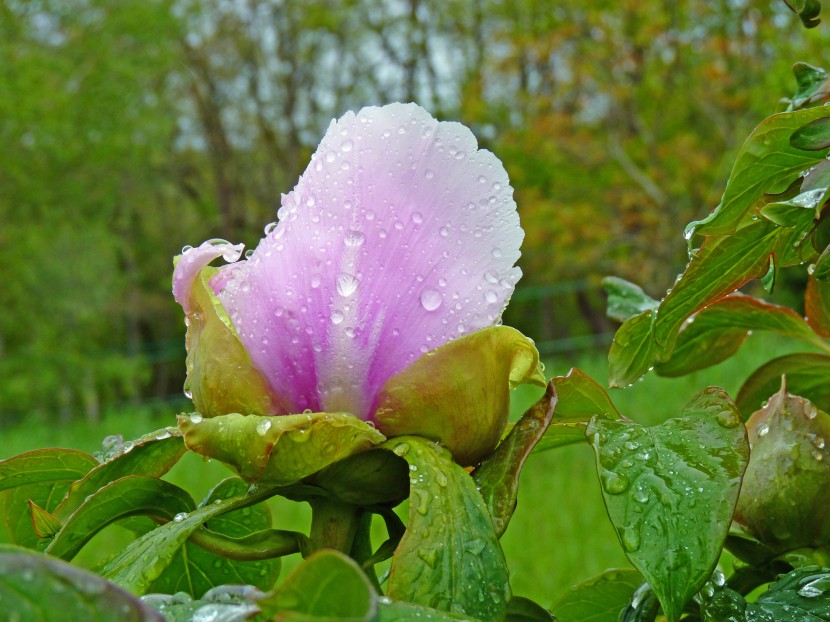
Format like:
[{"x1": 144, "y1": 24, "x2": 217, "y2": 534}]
[
  {"x1": 182, "y1": 263, "x2": 288, "y2": 418},
  {"x1": 179, "y1": 411, "x2": 385, "y2": 485},
  {"x1": 375, "y1": 325, "x2": 546, "y2": 466}
]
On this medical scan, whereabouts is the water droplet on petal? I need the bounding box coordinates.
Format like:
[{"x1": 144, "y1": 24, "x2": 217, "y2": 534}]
[
  {"x1": 420, "y1": 289, "x2": 442, "y2": 311},
  {"x1": 330, "y1": 310, "x2": 344, "y2": 325},
  {"x1": 757, "y1": 423, "x2": 769, "y2": 437},
  {"x1": 310, "y1": 274, "x2": 321, "y2": 288},
  {"x1": 412, "y1": 212, "x2": 423, "y2": 224},
  {"x1": 485, "y1": 290, "x2": 498, "y2": 304},
  {"x1": 264, "y1": 222, "x2": 277, "y2": 235},
  {"x1": 340, "y1": 139, "x2": 353, "y2": 152},
  {"x1": 344, "y1": 230, "x2": 365, "y2": 247},
  {"x1": 336, "y1": 273, "x2": 359, "y2": 297}
]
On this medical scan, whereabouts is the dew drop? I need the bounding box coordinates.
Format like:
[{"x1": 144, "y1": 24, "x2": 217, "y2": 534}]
[
  {"x1": 757, "y1": 423, "x2": 769, "y2": 437},
  {"x1": 344, "y1": 230, "x2": 365, "y2": 247},
  {"x1": 340, "y1": 139, "x2": 353, "y2": 152},
  {"x1": 310, "y1": 274, "x2": 321, "y2": 288},
  {"x1": 439, "y1": 226, "x2": 449, "y2": 237},
  {"x1": 336, "y1": 273, "x2": 359, "y2": 297},
  {"x1": 424, "y1": 169, "x2": 435, "y2": 179},
  {"x1": 256, "y1": 419, "x2": 272, "y2": 436},
  {"x1": 264, "y1": 222, "x2": 277, "y2": 235},
  {"x1": 620, "y1": 526, "x2": 640, "y2": 552},
  {"x1": 420, "y1": 289, "x2": 443, "y2": 311},
  {"x1": 173, "y1": 512, "x2": 188, "y2": 523},
  {"x1": 412, "y1": 212, "x2": 423, "y2": 224},
  {"x1": 485, "y1": 290, "x2": 498, "y2": 304},
  {"x1": 330, "y1": 310, "x2": 344, "y2": 325},
  {"x1": 601, "y1": 469, "x2": 630, "y2": 495},
  {"x1": 189, "y1": 413, "x2": 203, "y2": 424},
  {"x1": 492, "y1": 247, "x2": 503, "y2": 258}
]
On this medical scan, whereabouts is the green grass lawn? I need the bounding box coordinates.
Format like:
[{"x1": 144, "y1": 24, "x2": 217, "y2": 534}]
[{"x1": 0, "y1": 335, "x2": 808, "y2": 606}]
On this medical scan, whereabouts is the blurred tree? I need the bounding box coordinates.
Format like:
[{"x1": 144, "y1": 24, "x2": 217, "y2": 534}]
[{"x1": 1, "y1": 0, "x2": 827, "y2": 420}]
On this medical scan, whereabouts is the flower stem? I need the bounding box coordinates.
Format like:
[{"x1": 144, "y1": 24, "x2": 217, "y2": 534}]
[{"x1": 308, "y1": 497, "x2": 361, "y2": 554}]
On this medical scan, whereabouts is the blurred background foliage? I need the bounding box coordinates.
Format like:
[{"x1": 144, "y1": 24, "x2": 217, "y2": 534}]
[{"x1": 1, "y1": 0, "x2": 827, "y2": 424}]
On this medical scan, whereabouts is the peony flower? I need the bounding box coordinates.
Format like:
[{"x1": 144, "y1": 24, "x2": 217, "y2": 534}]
[{"x1": 173, "y1": 103, "x2": 544, "y2": 465}]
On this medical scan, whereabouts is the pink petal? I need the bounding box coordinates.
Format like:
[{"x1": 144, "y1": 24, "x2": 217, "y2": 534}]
[
  {"x1": 215, "y1": 103, "x2": 524, "y2": 419},
  {"x1": 172, "y1": 240, "x2": 245, "y2": 313}
]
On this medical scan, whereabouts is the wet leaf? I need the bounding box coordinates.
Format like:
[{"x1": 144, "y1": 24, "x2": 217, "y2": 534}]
[
  {"x1": 736, "y1": 387, "x2": 830, "y2": 552},
  {"x1": 792, "y1": 117, "x2": 830, "y2": 151},
  {"x1": 385, "y1": 437, "x2": 509, "y2": 621},
  {"x1": 473, "y1": 381, "x2": 556, "y2": 536},
  {"x1": 608, "y1": 310, "x2": 660, "y2": 388},
  {"x1": 150, "y1": 478, "x2": 280, "y2": 597},
  {"x1": 807, "y1": 276, "x2": 830, "y2": 337},
  {"x1": 785, "y1": 0, "x2": 823, "y2": 28},
  {"x1": 602, "y1": 276, "x2": 659, "y2": 323},
  {"x1": 375, "y1": 325, "x2": 546, "y2": 466},
  {"x1": 736, "y1": 353, "x2": 830, "y2": 417},
  {"x1": 256, "y1": 549, "x2": 376, "y2": 621},
  {"x1": 655, "y1": 221, "x2": 779, "y2": 352},
  {"x1": 46, "y1": 476, "x2": 195, "y2": 560},
  {"x1": 687, "y1": 105, "x2": 830, "y2": 240},
  {"x1": 377, "y1": 600, "x2": 479, "y2": 620},
  {"x1": 97, "y1": 482, "x2": 277, "y2": 594},
  {"x1": 551, "y1": 568, "x2": 644, "y2": 622},
  {"x1": 587, "y1": 388, "x2": 749, "y2": 622},
  {"x1": 0, "y1": 551, "x2": 162, "y2": 621},
  {"x1": 53, "y1": 429, "x2": 186, "y2": 522},
  {"x1": 179, "y1": 411, "x2": 385, "y2": 485},
  {"x1": 0, "y1": 448, "x2": 98, "y2": 547},
  {"x1": 789, "y1": 63, "x2": 830, "y2": 110},
  {"x1": 700, "y1": 566, "x2": 830, "y2": 620},
  {"x1": 505, "y1": 596, "x2": 555, "y2": 621},
  {"x1": 656, "y1": 295, "x2": 828, "y2": 377}
]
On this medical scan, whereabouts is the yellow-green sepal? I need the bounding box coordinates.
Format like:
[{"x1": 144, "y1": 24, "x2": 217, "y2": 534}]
[
  {"x1": 374, "y1": 325, "x2": 546, "y2": 466},
  {"x1": 182, "y1": 264, "x2": 288, "y2": 418},
  {"x1": 178, "y1": 412, "x2": 386, "y2": 486}
]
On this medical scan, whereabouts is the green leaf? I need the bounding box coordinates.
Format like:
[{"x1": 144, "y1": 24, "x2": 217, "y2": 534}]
[
  {"x1": 792, "y1": 117, "x2": 830, "y2": 151},
  {"x1": 551, "y1": 569, "x2": 645, "y2": 622},
  {"x1": 0, "y1": 448, "x2": 98, "y2": 547},
  {"x1": 687, "y1": 105, "x2": 830, "y2": 240},
  {"x1": 699, "y1": 566, "x2": 830, "y2": 620},
  {"x1": 385, "y1": 437, "x2": 510, "y2": 621},
  {"x1": 505, "y1": 596, "x2": 555, "y2": 621},
  {"x1": 45, "y1": 475, "x2": 195, "y2": 561},
  {"x1": 256, "y1": 549, "x2": 376, "y2": 621},
  {"x1": 655, "y1": 221, "x2": 779, "y2": 351},
  {"x1": 587, "y1": 388, "x2": 749, "y2": 622},
  {"x1": 53, "y1": 429, "x2": 186, "y2": 522},
  {"x1": 149, "y1": 478, "x2": 281, "y2": 597},
  {"x1": 375, "y1": 325, "x2": 546, "y2": 466},
  {"x1": 814, "y1": 244, "x2": 830, "y2": 281},
  {"x1": 0, "y1": 448, "x2": 98, "y2": 493},
  {"x1": 179, "y1": 411, "x2": 385, "y2": 485},
  {"x1": 608, "y1": 309, "x2": 660, "y2": 388},
  {"x1": 0, "y1": 551, "x2": 162, "y2": 621},
  {"x1": 735, "y1": 387, "x2": 830, "y2": 552},
  {"x1": 736, "y1": 353, "x2": 830, "y2": 417},
  {"x1": 790, "y1": 63, "x2": 830, "y2": 110},
  {"x1": 141, "y1": 592, "x2": 259, "y2": 622},
  {"x1": 807, "y1": 276, "x2": 830, "y2": 337},
  {"x1": 602, "y1": 276, "x2": 659, "y2": 323},
  {"x1": 473, "y1": 381, "x2": 555, "y2": 536},
  {"x1": 656, "y1": 295, "x2": 828, "y2": 377},
  {"x1": 377, "y1": 600, "x2": 480, "y2": 620},
  {"x1": 97, "y1": 482, "x2": 277, "y2": 594},
  {"x1": 785, "y1": 0, "x2": 823, "y2": 28}
]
